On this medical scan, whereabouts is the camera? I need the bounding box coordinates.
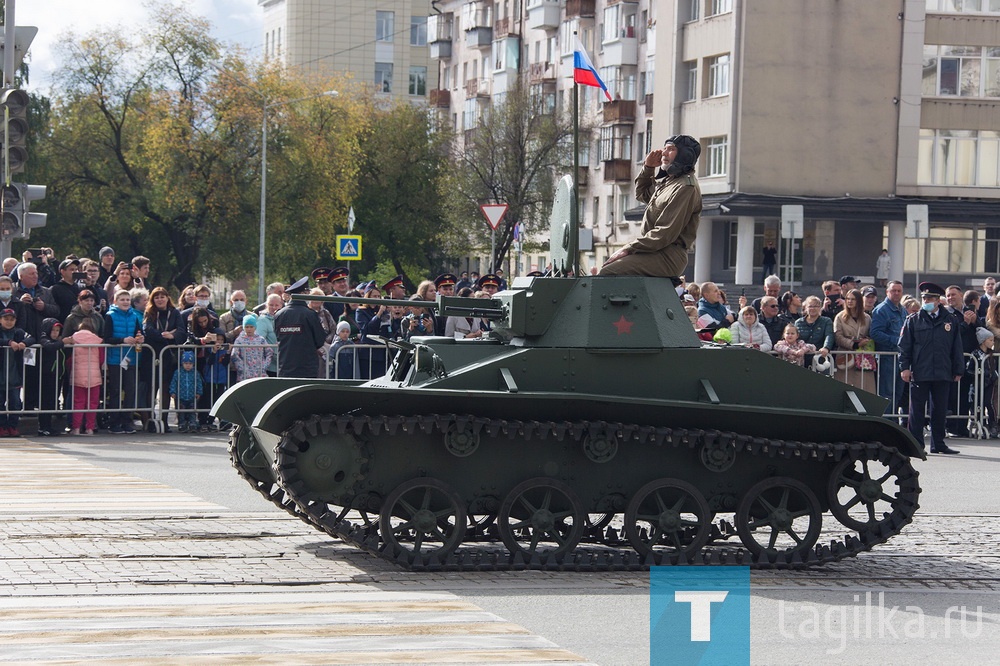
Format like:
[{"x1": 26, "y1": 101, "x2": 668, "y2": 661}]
[
  {"x1": 72, "y1": 272, "x2": 86, "y2": 281},
  {"x1": 964, "y1": 305, "x2": 975, "y2": 313},
  {"x1": 27, "y1": 248, "x2": 45, "y2": 262}
]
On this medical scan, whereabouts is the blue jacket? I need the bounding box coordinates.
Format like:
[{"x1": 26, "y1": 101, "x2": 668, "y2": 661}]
[
  {"x1": 170, "y1": 366, "x2": 203, "y2": 401},
  {"x1": 697, "y1": 298, "x2": 730, "y2": 326},
  {"x1": 870, "y1": 298, "x2": 906, "y2": 352},
  {"x1": 795, "y1": 315, "x2": 835, "y2": 351},
  {"x1": 103, "y1": 305, "x2": 143, "y2": 366},
  {"x1": 898, "y1": 309, "x2": 964, "y2": 381}
]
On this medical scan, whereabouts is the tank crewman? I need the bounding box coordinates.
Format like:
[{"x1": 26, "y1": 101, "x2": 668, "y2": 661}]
[
  {"x1": 433, "y1": 273, "x2": 457, "y2": 335},
  {"x1": 898, "y1": 281, "x2": 964, "y2": 455},
  {"x1": 382, "y1": 275, "x2": 406, "y2": 300},
  {"x1": 599, "y1": 135, "x2": 701, "y2": 280},
  {"x1": 274, "y1": 276, "x2": 326, "y2": 378}
]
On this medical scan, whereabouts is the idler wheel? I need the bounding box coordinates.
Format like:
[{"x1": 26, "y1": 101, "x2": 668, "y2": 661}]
[
  {"x1": 828, "y1": 454, "x2": 913, "y2": 533},
  {"x1": 736, "y1": 477, "x2": 822, "y2": 560},
  {"x1": 624, "y1": 479, "x2": 711, "y2": 560},
  {"x1": 499, "y1": 477, "x2": 584, "y2": 559},
  {"x1": 379, "y1": 477, "x2": 467, "y2": 564}
]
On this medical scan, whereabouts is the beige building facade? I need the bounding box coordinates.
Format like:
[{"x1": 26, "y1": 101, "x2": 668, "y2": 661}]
[{"x1": 263, "y1": 0, "x2": 1000, "y2": 287}]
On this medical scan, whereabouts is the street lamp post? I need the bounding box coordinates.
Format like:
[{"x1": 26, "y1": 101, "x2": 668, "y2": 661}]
[{"x1": 258, "y1": 90, "x2": 337, "y2": 305}]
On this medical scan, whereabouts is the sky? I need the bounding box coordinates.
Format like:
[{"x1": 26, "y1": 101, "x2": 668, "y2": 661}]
[{"x1": 16, "y1": 0, "x2": 264, "y2": 92}]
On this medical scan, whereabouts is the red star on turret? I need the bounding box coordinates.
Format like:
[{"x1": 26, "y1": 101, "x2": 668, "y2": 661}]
[{"x1": 613, "y1": 315, "x2": 634, "y2": 335}]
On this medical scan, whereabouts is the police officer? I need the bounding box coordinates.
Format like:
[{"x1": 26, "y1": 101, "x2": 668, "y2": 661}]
[
  {"x1": 898, "y1": 282, "x2": 963, "y2": 454},
  {"x1": 382, "y1": 275, "x2": 406, "y2": 300},
  {"x1": 475, "y1": 274, "x2": 500, "y2": 296},
  {"x1": 274, "y1": 277, "x2": 326, "y2": 378},
  {"x1": 433, "y1": 273, "x2": 457, "y2": 335}
]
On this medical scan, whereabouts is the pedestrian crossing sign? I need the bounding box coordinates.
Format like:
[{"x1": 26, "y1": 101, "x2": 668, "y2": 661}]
[{"x1": 336, "y1": 235, "x2": 362, "y2": 260}]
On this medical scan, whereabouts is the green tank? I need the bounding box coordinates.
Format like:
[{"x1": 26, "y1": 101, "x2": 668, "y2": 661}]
[{"x1": 213, "y1": 276, "x2": 922, "y2": 571}]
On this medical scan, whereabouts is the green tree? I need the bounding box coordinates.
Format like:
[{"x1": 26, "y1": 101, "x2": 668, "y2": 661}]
[
  {"x1": 443, "y1": 79, "x2": 573, "y2": 272},
  {"x1": 28, "y1": 2, "x2": 365, "y2": 292}
]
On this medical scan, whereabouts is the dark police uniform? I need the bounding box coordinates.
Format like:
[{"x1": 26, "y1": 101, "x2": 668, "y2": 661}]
[
  {"x1": 433, "y1": 273, "x2": 457, "y2": 336},
  {"x1": 898, "y1": 282, "x2": 964, "y2": 453},
  {"x1": 274, "y1": 277, "x2": 326, "y2": 378}
]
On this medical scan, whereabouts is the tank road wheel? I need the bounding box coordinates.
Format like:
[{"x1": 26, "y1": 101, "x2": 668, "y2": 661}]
[
  {"x1": 624, "y1": 479, "x2": 712, "y2": 561},
  {"x1": 499, "y1": 478, "x2": 584, "y2": 560},
  {"x1": 828, "y1": 454, "x2": 917, "y2": 533},
  {"x1": 379, "y1": 478, "x2": 467, "y2": 564},
  {"x1": 736, "y1": 477, "x2": 822, "y2": 561}
]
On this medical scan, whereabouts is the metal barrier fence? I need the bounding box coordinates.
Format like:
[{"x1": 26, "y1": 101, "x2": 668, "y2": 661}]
[{"x1": 0, "y1": 341, "x2": 996, "y2": 438}]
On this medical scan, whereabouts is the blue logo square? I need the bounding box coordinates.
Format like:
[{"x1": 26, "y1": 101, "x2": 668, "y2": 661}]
[{"x1": 650, "y1": 566, "x2": 750, "y2": 666}]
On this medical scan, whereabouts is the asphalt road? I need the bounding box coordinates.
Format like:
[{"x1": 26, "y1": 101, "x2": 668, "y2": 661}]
[{"x1": 30, "y1": 430, "x2": 1000, "y2": 665}]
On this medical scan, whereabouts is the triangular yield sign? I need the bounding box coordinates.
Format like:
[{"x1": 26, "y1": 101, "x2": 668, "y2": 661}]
[{"x1": 480, "y1": 204, "x2": 509, "y2": 230}]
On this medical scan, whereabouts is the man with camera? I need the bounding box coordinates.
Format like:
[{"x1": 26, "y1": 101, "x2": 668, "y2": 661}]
[
  {"x1": 22, "y1": 248, "x2": 57, "y2": 287},
  {"x1": 820, "y1": 279, "x2": 845, "y2": 321}
]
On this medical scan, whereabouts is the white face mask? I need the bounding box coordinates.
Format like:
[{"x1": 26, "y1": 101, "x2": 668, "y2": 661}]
[
  {"x1": 0, "y1": 290, "x2": 10, "y2": 300},
  {"x1": 232, "y1": 300, "x2": 246, "y2": 312},
  {"x1": 196, "y1": 298, "x2": 210, "y2": 308}
]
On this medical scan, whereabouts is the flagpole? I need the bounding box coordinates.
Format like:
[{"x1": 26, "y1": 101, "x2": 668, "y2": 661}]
[{"x1": 570, "y1": 35, "x2": 580, "y2": 277}]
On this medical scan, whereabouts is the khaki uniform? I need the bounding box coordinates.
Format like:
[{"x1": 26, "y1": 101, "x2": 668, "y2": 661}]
[{"x1": 599, "y1": 166, "x2": 702, "y2": 278}]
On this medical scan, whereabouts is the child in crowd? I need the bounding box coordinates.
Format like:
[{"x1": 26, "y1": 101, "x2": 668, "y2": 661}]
[
  {"x1": 231, "y1": 314, "x2": 273, "y2": 383},
  {"x1": 37, "y1": 318, "x2": 68, "y2": 436},
  {"x1": 774, "y1": 323, "x2": 816, "y2": 366},
  {"x1": 328, "y1": 321, "x2": 355, "y2": 379},
  {"x1": 967, "y1": 327, "x2": 998, "y2": 438},
  {"x1": 70, "y1": 318, "x2": 104, "y2": 435},
  {"x1": 170, "y1": 350, "x2": 202, "y2": 433},
  {"x1": 0, "y1": 308, "x2": 34, "y2": 436}
]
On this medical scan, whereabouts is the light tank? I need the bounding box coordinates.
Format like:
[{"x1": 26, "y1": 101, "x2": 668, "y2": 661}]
[{"x1": 213, "y1": 177, "x2": 921, "y2": 570}]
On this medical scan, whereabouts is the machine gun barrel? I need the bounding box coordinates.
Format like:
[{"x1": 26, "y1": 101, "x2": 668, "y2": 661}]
[{"x1": 290, "y1": 293, "x2": 507, "y2": 320}]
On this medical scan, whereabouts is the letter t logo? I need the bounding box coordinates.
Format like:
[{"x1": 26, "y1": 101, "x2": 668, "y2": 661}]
[{"x1": 674, "y1": 590, "x2": 729, "y2": 641}]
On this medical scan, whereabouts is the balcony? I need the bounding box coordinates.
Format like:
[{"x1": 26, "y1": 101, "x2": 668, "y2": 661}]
[
  {"x1": 494, "y1": 17, "x2": 519, "y2": 38},
  {"x1": 428, "y1": 14, "x2": 453, "y2": 59},
  {"x1": 603, "y1": 159, "x2": 633, "y2": 183},
  {"x1": 602, "y1": 35, "x2": 637, "y2": 66},
  {"x1": 465, "y1": 78, "x2": 491, "y2": 98},
  {"x1": 528, "y1": 61, "x2": 556, "y2": 84},
  {"x1": 466, "y1": 25, "x2": 493, "y2": 48},
  {"x1": 527, "y1": 0, "x2": 561, "y2": 30},
  {"x1": 566, "y1": 0, "x2": 596, "y2": 19},
  {"x1": 602, "y1": 99, "x2": 636, "y2": 124},
  {"x1": 429, "y1": 89, "x2": 451, "y2": 108}
]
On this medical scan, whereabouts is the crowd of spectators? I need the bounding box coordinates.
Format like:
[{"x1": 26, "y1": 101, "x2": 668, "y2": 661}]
[{"x1": 682, "y1": 272, "x2": 1000, "y2": 438}]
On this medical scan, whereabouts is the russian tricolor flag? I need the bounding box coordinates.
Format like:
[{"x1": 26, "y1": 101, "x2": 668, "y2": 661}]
[{"x1": 573, "y1": 38, "x2": 612, "y2": 101}]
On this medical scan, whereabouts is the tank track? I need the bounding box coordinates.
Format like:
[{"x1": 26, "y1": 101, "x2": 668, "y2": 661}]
[{"x1": 229, "y1": 414, "x2": 920, "y2": 571}]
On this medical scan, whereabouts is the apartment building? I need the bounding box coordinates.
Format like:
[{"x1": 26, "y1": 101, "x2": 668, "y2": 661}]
[
  {"x1": 263, "y1": 0, "x2": 1000, "y2": 286},
  {"x1": 259, "y1": 0, "x2": 433, "y2": 102}
]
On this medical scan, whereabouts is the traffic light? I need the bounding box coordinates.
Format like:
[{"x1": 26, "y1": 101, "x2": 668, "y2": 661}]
[
  {"x1": 0, "y1": 89, "x2": 28, "y2": 177},
  {"x1": 0, "y1": 182, "x2": 45, "y2": 240}
]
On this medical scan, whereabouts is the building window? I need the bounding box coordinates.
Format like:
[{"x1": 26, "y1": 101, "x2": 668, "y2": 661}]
[
  {"x1": 918, "y1": 129, "x2": 1000, "y2": 186},
  {"x1": 922, "y1": 45, "x2": 1000, "y2": 97},
  {"x1": 723, "y1": 221, "x2": 765, "y2": 270},
  {"x1": 599, "y1": 65, "x2": 637, "y2": 99},
  {"x1": 644, "y1": 58, "x2": 655, "y2": 95},
  {"x1": 599, "y1": 125, "x2": 632, "y2": 161},
  {"x1": 709, "y1": 0, "x2": 733, "y2": 16},
  {"x1": 409, "y1": 66, "x2": 427, "y2": 96},
  {"x1": 645, "y1": 120, "x2": 653, "y2": 154},
  {"x1": 926, "y1": 0, "x2": 1000, "y2": 13},
  {"x1": 411, "y1": 16, "x2": 427, "y2": 46},
  {"x1": 705, "y1": 136, "x2": 728, "y2": 177},
  {"x1": 686, "y1": 0, "x2": 701, "y2": 22},
  {"x1": 375, "y1": 62, "x2": 393, "y2": 93},
  {"x1": 376, "y1": 11, "x2": 395, "y2": 42},
  {"x1": 707, "y1": 54, "x2": 730, "y2": 97},
  {"x1": 463, "y1": 98, "x2": 480, "y2": 129},
  {"x1": 684, "y1": 61, "x2": 697, "y2": 101}
]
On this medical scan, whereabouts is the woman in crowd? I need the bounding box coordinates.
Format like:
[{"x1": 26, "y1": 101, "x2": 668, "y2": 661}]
[
  {"x1": 416, "y1": 280, "x2": 437, "y2": 301},
  {"x1": 781, "y1": 291, "x2": 802, "y2": 318},
  {"x1": 355, "y1": 284, "x2": 385, "y2": 379},
  {"x1": 833, "y1": 288, "x2": 873, "y2": 390},
  {"x1": 795, "y1": 295, "x2": 835, "y2": 366},
  {"x1": 129, "y1": 287, "x2": 153, "y2": 423},
  {"x1": 105, "y1": 263, "x2": 134, "y2": 300},
  {"x1": 178, "y1": 285, "x2": 197, "y2": 310},
  {"x1": 143, "y1": 287, "x2": 182, "y2": 431},
  {"x1": 187, "y1": 306, "x2": 224, "y2": 431},
  {"x1": 729, "y1": 305, "x2": 772, "y2": 351},
  {"x1": 444, "y1": 286, "x2": 483, "y2": 339}
]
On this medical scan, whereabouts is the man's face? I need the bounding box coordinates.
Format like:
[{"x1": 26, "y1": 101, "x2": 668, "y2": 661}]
[
  {"x1": 923, "y1": 294, "x2": 940, "y2": 313},
  {"x1": 133, "y1": 264, "x2": 149, "y2": 278},
  {"x1": 85, "y1": 265, "x2": 100, "y2": 285},
  {"x1": 887, "y1": 282, "x2": 903, "y2": 304},
  {"x1": 332, "y1": 278, "x2": 349, "y2": 295},
  {"x1": 19, "y1": 266, "x2": 38, "y2": 288},
  {"x1": 438, "y1": 284, "x2": 455, "y2": 297},
  {"x1": 389, "y1": 285, "x2": 405, "y2": 299},
  {"x1": 660, "y1": 143, "x2": 678, "y2": 170},
  {"x1": 317, "y1": 279, "x2": 333, "y2": 295},
  {"x1": 824, "y1": 283, "x2": 841, "y2": 298},
  {"x1": 864, "y1": 293, "x2": 877, "y2": 309},
  {"x1": 946, "y1": 288, "x2": 962, "y2": 309},
  {"x1": 61, "y1": 266, "x2": 77, "y2": 283},
  {"x1": 765, "y1": 283, "x2": 780, "y2": 298},
  {"x1": 703, "y1": 284, "x2": 719, "y2": 303},
  {"x1": 230, "y1": 292, "x2": 246, "y2": 308},
  {"x1": 985, "y1": 278, "x2": 996, "y2": 295},
  {"x1": 101, "y1": 253, "x2": 115, "y2": 267},
  {"x1": 115, "y1": 293, "x2": 131, "y2": 310},
  {"x1": 482, "y1": 284, "x2": 498, "y2": 295},
  {"x1": 760, "y1": 299, "x2": 779, "y2": 318}
]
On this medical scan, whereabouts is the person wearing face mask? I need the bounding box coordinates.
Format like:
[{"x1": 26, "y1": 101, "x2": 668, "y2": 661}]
[
  {"x1": 898, "y1": 282, "x2": 964, "y2": 455},
  {"x1": 219, "y1": 290, "x2": 249, "y2": 344},
  {"x1": 0, "y1": 275, "x2": 27, "y2": 332},
  {"x1": 600, "y1": 135, "x2": 702, "y2": 279},
  {"x1": 178, "y1": 284, "x2": 217, "y2": 333}
]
